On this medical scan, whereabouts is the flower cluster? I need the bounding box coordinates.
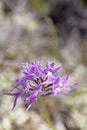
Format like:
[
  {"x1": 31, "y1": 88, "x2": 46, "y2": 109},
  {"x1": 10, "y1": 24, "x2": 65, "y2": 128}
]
[{"x1": 6, "y1": 59, "x2": 76, "y2": 111}]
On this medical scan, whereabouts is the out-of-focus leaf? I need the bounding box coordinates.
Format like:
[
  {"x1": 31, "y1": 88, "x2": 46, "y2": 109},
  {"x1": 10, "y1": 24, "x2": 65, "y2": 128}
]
[
  {"x1": 68, "y1": 90, "x2": 87, "y2": 98},
  {"x1": 29, "y1": 0, "x2": 50, "y2": 15}
]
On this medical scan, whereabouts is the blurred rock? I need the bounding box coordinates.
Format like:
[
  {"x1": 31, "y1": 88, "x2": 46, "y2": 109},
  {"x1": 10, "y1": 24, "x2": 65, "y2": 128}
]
[
  {"x1": 60, "y1": 43, "x2": 82, "y2": 71},
  {"x1": 72, "y1": 64, "x2": 87, "y2": 89},
  {"x1": 0, "y1": 70, "x2": 16, "y2": 91},
  {"x1": 71, "y1": 107, "x2": 87, "y2": 130},
  {"x1": 0, "y1": 107, "x2": 53, "y2": 130},
  {"x1": 4, "y1": 45, "x2": 18, "y2": 60},
  {"x1": 1, "y1": 116, "x2": 12, "y2": 130},
  {"x1": 49, "y1": 0, "x2": 87, "y2": 45},
  {"x1": 56, "y1": 121, "x2": 67, "y2": 130},
  {"x1": 80, "y1": 41, "x2": 87, "y2": 65}
]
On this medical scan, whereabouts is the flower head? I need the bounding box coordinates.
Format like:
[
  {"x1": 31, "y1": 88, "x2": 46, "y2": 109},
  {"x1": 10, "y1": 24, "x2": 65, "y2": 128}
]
[{"x1": 6, "y1": 59, "x2": 76, "y2": 111}]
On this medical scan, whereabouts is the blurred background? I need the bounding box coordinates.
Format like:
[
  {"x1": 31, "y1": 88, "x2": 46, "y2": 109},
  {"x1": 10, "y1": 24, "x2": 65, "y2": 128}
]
[{"x1": 0, "y1": 0, "x2": 87, "y2": 130}]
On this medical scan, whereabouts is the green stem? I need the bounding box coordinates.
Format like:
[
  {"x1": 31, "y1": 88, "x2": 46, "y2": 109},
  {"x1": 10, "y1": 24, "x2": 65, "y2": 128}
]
[
  {"x1": 40, "y1": 97, "x2": 56, "y2": 130},
  {"x1": 45, "y1": 17, "x2": 59, "y2": 59}
]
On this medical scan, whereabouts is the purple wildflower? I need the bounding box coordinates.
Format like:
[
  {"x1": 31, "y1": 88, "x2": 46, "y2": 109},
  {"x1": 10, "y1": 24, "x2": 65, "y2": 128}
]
[{"x1": 6, "y1": 59, "x2": 76, "y2": 111}]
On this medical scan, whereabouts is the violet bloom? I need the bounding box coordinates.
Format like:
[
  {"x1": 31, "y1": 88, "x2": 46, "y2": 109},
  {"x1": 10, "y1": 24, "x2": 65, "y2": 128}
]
[{"x1": 6, "y1": 59, "x2": 76, "y2": 111}]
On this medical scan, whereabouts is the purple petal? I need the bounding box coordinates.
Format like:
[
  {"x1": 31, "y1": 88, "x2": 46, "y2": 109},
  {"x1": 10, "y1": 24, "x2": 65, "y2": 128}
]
[
  {"x1": 50, "y1": 62, "x2": 55, "y2": 68},
  {"x1": 54, "y1": 77, "x2": 60, "y2": 84},
  {"x1": 12, "y1": 96, "x2": 19, "y2": 110},
  {"x1": 69, "y1": 83, "x2": 78, "y2": 87},
  {"x1": 52, "y1": 66, "x2": 61, "y2": 74},
  {"x1": 62, "y1": 76, "x2": 70, "y2": 85},
  {"x1": 26, "y1": 102, "x2": 32, "y2": 111},
  {"x1": 5, "y1": 91, "x2": 22, "y2": 97}
]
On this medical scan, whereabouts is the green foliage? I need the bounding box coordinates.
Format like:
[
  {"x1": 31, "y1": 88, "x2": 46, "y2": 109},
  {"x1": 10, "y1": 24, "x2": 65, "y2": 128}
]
[{"x1": 29, "y1": 0, "x2": 50, "y2": 15}]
